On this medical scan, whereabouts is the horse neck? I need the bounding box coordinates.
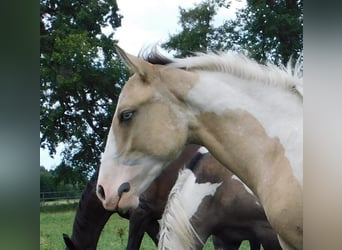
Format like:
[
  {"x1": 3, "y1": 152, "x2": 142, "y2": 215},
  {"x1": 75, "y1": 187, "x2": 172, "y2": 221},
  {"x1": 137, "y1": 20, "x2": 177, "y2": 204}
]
[
  {"x1": 71, "y1": 174, "x2": 113, "y2": 248},
  {"x1": 185, "y1": 72, "x2": 303, "y2": 198}
]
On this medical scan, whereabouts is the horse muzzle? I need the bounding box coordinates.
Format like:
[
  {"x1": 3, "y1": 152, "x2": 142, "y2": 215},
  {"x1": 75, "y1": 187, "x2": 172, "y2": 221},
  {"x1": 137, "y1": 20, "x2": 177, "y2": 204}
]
[{"x1": 96, "y1": 182, "x2": 139, "y2": 212}]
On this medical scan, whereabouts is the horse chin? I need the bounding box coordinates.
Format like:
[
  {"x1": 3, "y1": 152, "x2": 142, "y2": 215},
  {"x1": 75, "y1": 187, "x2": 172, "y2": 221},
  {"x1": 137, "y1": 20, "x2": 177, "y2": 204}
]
[
  {"x1": 101, "y1": 195, "x2": 120, "y2": 212},
  {"x1": 117, "y1": 193, "x2": 139, "y2": 213}
]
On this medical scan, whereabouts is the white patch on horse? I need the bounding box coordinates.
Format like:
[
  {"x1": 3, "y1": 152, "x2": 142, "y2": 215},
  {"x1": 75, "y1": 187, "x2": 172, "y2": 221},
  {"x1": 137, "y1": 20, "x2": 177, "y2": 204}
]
[
  {"x1": 159, "y1": 169, "x2": 222, "y2": 250},
  {"x1": 101, "y1": 127, "x2": 118, "y2": 162},
  {"x1": 198, "y1": 146, "x2": 208, "y2": 154},
  {"x1": 231, "y1": 175, "x2": 255, "y2": 196},
  {"x1": 182, "y1": 54, "x2": 302, "y2": 186},
  {"x1": 182, "y1": 170, "x2": 221, "y2": 219}
]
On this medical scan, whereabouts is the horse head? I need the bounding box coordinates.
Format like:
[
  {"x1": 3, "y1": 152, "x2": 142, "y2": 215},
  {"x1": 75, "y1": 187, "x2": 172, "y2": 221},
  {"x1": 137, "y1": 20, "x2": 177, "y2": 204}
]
[{"x1": 96, "y1": 47, "x2": 197, "y2": 212}]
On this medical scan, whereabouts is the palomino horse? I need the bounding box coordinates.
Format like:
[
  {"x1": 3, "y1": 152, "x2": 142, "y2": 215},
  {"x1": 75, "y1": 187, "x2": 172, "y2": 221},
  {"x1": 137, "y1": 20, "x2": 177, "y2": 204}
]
[
  {"x1": 63, "y1": 145, "x2": 199, "y2": 249},
  {"x1": 159, "y1": 147, "x2": 281, "y2": 250},
  {"x1": 96, "y1": 47, "x2": 303, "y2": 249}
]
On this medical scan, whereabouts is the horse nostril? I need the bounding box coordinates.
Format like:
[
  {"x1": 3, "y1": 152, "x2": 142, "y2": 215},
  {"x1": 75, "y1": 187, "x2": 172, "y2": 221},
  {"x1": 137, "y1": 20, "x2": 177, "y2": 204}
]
[
  {"x1": 118, "y1": 182, "x2": 130, "y2": 196},
  {"x1": 97, "y1": 185, "x2": 106, "y2": 200}
]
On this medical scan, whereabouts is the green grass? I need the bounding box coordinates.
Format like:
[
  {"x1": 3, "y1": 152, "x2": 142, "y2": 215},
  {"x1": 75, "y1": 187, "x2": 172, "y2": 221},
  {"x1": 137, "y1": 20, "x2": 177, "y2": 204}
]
[{"x1": 40, "y1": 204, "x2": 251, "y2": 249}]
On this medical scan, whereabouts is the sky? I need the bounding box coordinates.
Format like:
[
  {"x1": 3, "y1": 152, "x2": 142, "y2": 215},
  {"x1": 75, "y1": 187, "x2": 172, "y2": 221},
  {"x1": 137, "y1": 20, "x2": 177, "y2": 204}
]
[
  {"x1": 40, "y1": 0, "x2": 246, "y2": 170},
  {"x1": 113, "y1": 0, "x2": 245, "y2": 55}
]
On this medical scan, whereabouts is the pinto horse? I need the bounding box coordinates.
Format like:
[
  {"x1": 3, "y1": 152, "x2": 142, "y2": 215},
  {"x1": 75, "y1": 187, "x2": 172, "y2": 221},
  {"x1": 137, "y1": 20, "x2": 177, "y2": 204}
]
[
  {"x1": 159, "y1": 147, "x2": 281, "y2": 250},
  {"x1": 96, "y1": 47, "x2": 303, "y2": 249}
]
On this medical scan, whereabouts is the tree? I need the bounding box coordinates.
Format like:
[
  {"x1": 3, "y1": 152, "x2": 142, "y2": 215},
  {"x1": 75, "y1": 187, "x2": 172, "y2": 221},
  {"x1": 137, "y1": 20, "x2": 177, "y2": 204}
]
[
  {"x1": 40, "y1": 166, "x2": 55, "y2": 193},
  {"x1": 40, "y1": 0, "x2": 129, "y2": 177},
  {"x1": 163, "y1": 0, "x2": 231, "y2": 57},
  {"x1": 51, "y1": 162, "x2": 88, "y2": 191},
  {"x1": 163, "y1": 0, "x2": 303, "y2": 65},
  {"x1": 40, "y1": 164, "x2": 87, "y2": 201},
  {"x1": 233, "y1": 0, "x2": 303, "y2": 65}
]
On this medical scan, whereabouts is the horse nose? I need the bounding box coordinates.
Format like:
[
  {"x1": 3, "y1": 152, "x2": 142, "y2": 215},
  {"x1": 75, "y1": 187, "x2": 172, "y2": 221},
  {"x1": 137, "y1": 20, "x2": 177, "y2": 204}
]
[
  {"x1": 97, "y1": 184, "x2": 106, "y2": 200},
  {"x1": 118, "y1": 182, "x2": 130, "y2": 197}
]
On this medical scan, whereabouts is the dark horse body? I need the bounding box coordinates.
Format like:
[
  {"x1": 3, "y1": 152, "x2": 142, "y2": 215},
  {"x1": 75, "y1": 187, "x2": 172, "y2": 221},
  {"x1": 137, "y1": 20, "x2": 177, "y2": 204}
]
[
  {"x1": 159, "y1": 149, "x2": 282, "y2": 250},
  {"x1": 63, "y1": 145, "x2": 280, "y2": 249}
]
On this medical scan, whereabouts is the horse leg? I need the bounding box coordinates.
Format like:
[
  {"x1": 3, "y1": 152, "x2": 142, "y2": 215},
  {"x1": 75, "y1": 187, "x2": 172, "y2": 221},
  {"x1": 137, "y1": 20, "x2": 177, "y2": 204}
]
[
  {"x1": 212, "y1": 236, "x2": 241, "y2": 250},
  {"x1": 126, "y1": 209, "x2": 147, "y2": 250},
  {"x1": 249, "y1": 240, "x2": 261, "y2": 250},
  {"x1": 144, "y1": 219, "x2": 160, "y2": 245},
  {"x1": 259, "y1": 233, "x2": 282, "y2": 250},
  {"x1": 126, "y1": 207, "x2": 158, "y2": 250},
  {"x1": 212, "y1": 236, "x2": 226, "y2": 250}
]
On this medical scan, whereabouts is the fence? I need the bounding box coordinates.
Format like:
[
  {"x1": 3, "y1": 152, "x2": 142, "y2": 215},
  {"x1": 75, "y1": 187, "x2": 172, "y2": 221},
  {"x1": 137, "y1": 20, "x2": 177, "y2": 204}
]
[{"x1": 40, "y1": 190, "x2": 83, "y2": 205}]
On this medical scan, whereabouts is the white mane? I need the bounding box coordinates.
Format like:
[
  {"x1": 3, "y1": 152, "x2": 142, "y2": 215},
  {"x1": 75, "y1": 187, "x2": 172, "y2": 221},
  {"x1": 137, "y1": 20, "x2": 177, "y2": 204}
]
[
  {"x1": 170, "y1": 52, "x2": 303, "y2": 97},
  {"x1": 158, "y1": 169, "x2": 204, "y2": 250}
]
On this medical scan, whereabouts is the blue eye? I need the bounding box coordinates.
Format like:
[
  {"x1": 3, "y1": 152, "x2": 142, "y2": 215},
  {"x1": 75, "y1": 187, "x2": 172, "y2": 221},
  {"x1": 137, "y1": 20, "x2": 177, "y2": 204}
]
[{"x1": 120, "y1": 110, "x2": 135, "y2": 122}]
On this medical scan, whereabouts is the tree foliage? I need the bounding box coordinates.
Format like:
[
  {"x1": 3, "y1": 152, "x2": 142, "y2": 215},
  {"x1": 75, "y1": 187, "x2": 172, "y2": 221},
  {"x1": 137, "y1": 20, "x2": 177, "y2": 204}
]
[
  {"x1": 40, "y1": 0, "x2": 129, "y2": 177},
  {"x1": 40, "y1": 166, "x2": 55, "y2": 193},
  {"x1": 233, "y1": 0, "x2": 303, "y2": 64},
  {"x1": 40, "y1": 165, "x2": 86, "y2": 200},
  {"x1": 163, "y1": 0, "x2": 303, "y2": 65},
  {"x1": 163, "y1": 0, "x2": 231, "y2": 57}
]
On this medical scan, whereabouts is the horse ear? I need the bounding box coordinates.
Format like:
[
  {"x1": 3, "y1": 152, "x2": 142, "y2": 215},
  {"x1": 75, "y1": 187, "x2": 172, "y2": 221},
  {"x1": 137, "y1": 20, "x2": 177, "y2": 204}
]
[{"x1": 115, "y1": 45, "x2": 153, "y2": 83}]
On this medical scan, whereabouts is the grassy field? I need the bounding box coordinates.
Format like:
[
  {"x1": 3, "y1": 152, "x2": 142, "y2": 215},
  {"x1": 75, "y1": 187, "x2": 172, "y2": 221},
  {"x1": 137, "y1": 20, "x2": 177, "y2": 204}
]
[{"x1": 40, "y1": 203, "x2": 251, "y2": 249}]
